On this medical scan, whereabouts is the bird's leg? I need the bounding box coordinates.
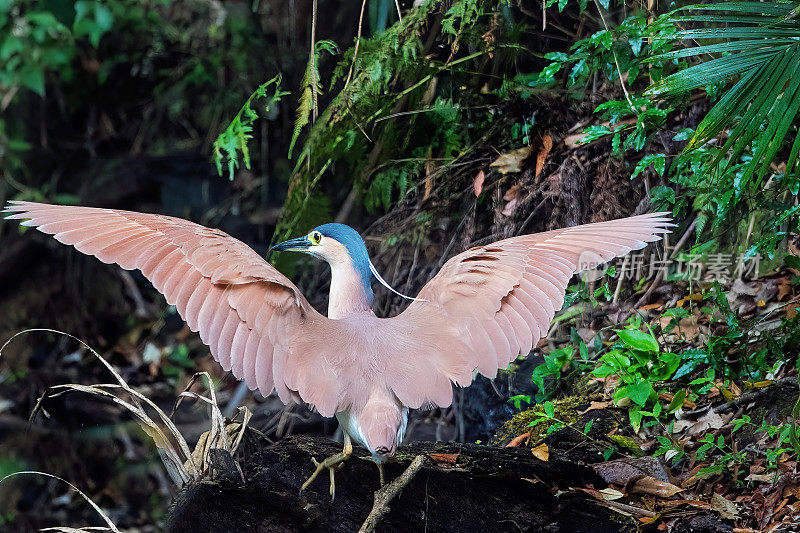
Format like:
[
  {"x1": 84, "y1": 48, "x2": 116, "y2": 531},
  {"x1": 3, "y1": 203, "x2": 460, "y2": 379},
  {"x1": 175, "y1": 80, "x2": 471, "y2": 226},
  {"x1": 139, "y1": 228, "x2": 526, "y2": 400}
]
[
  {"x1": 377, "y1": 461, "x2": 386, "y2": 487},
  {"x1": 301, "y1": 432, "x2": 353, "y2": 499}
]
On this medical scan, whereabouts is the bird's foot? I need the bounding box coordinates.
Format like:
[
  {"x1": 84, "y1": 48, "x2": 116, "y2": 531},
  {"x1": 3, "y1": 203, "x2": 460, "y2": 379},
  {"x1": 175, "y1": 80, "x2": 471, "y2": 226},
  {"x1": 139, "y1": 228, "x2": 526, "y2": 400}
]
[{"x1": 300, "y1": 435, "x2": 353, "y2": 500}]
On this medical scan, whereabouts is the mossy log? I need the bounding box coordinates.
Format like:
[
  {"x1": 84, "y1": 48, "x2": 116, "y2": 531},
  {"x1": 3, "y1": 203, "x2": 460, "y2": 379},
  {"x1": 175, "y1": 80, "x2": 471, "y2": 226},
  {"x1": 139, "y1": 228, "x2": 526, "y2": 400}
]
[{"x1": 165, "y1": 435, "x2": 634, "y2": 533}]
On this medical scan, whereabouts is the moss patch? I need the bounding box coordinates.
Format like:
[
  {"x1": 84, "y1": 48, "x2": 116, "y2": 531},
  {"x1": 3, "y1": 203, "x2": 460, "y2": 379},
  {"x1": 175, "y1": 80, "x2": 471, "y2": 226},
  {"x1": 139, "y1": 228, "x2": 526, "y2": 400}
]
[{"x1": 494, "y1": 396, "x2": 587, "y2": 447}]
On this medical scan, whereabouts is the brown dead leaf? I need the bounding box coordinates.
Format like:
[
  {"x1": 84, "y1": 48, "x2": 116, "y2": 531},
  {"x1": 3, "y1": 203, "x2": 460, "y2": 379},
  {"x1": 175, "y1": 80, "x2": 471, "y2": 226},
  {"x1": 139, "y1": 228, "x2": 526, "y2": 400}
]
[
  {"x1": 781, "y1": 483, "x2": 799, "y2": 499},
  {"x1": 599, "y1": 488, "x2": 626, "y2": 501},
  {"x1": 531, "y1": 443, "x2": 549, "y2": 461},
  {"x1": 535, "y1": 135, "x2": 553, "y2": 178},
  {"x1": 575, "y1": 487, "x2": 606, "y2": 501},
  {"x1": 658, "y1": 316, "x2": 702, "y2": 342},
  {"x1": 423, "y1": 156, "x2": 435, "y2": 200},
  {"x1": 428, "y1": 452, "x2": 459, "y2": 465},
  {"x1": 628, "y1": 476, "x2": 683, "y2": 498},
  {"x1": 578, "y1": 401, "x2": 611, "y2": 414},
  {"x1": 600, "y1": 374, "x2": 621, "y2": 400},
  {"x1": 506, "y1": 431, "x2": 530, "y2": 448},
  {"x1": 778, "y1": 278, "x2": 794, "y2": 300},
  {"x1": 501, "y1": 198, "x2": 518, "y2": 217},
  {"x1": 564, "y1": 132, "x2": 587, "y2": 148},
  {"x1": 640, "y1": 302, "x2": 664, "y2": 311},
  {"x1": 501, "y1": 184, "x2": 522, "y2": 216},
  {"x1": 594, "y1": 456, "x2": 671, "y2": 485},
  {"x1": 504, "y1": 184, "x2": 522, "y2": 201},
  {"x1": 473, "y1": 170, "x2": 485, "y2": 197},
  {"x1": 677, "y1": 293, "x2": 706, "y2": 307},
  {"x1": 673, "y1": 410, "x2": 727, "y2": 437},
  {"x1": 660, "y1": 499, "x2": 712, "y2": 510},
  {"x1": 711, "y1": 493, "x2": 740, "y2": 520},
  {"x1": 490, "y1": 145, "x2": 533, "y2": 174}
]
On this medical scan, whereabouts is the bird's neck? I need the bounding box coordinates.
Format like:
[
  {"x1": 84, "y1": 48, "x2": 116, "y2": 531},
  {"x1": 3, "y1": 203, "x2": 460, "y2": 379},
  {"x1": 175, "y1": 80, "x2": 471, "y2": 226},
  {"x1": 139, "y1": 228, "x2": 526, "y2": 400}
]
[{"x1": 327, "y1": 259, "x2": 374, "y2": 319}]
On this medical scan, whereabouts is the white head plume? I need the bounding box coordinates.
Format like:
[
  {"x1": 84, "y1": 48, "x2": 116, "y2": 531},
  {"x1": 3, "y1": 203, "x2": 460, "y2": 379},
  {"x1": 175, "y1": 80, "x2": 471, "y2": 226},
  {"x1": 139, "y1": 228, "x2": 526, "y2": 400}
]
[{"x1": 368, "y1": 258, "x2": 428, "y2": 302}]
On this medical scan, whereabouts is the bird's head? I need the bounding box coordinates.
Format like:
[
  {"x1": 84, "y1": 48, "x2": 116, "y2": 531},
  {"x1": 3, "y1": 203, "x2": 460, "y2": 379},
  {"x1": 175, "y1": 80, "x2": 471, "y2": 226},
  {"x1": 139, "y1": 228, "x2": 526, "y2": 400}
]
[
  {"x1": 271, "y1": 223, "x2": 424, "y2": 302},
  {"x1": 271, "y1": 223, "x2": 369, "y2": 267}
]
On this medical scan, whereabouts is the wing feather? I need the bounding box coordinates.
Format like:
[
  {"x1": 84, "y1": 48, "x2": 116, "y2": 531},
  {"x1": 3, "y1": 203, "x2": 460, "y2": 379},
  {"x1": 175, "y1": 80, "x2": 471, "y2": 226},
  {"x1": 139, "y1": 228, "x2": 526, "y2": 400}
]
[
  {"x1": 3, "y1": 201, "x2": 332, "y2": 411},
  {"x1": 383, "y1": 212, "x2": 673, "y2": 408}
]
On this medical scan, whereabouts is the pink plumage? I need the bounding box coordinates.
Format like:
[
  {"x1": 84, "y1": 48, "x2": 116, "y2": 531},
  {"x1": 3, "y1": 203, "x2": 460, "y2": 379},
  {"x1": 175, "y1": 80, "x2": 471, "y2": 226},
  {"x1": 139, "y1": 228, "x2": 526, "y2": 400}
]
[{"x1": 3, "y1": 201, "x2": 672, "y2": 457}]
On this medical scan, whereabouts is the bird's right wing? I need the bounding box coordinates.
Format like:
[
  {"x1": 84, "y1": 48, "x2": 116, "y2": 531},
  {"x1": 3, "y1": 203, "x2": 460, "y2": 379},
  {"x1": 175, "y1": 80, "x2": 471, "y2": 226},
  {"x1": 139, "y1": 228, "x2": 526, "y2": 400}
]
[
  {"x1": 382, "y1": 213, "x2": 673, "y2": 409},
  {"x1": 2, "y1": 201, "x2": 339, "y2": 411}
]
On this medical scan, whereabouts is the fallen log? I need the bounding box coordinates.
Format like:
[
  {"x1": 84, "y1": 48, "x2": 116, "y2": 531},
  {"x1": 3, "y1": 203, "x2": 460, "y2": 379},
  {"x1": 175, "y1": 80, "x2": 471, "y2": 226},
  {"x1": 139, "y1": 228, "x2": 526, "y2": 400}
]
[{"x1": 165, "y1": 435, "x2": 633, "y2": 533}]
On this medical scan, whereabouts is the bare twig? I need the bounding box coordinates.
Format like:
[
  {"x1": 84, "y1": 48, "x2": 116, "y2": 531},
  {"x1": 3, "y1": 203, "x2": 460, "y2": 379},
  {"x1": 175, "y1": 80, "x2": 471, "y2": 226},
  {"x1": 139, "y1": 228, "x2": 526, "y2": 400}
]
[
  {"x1": 343, "y1": 0, "x2": 369, "y2": 92},
  {"x1": 612, "y1": 254, "x2": 630, "y2": 305},
  {"x1": 358, "y1": 455, "x2": 427, "y2": 533},
  {"x1": 634, "y1": 215, "x2": 698, "y2": 307},
  {"x1": 593, "y1": 0, "x2": 634, "y2": 108}
]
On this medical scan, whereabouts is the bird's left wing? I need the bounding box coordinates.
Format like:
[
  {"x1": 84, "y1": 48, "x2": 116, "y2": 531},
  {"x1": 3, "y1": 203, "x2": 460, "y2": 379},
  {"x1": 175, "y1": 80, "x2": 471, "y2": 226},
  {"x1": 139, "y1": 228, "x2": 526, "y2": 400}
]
[
  {"x1": 2, "y1": 201, "x2": 340, "y2": 411},
  {"x1": 380, "y1": 213, "x2": 673, "y2": 409}
]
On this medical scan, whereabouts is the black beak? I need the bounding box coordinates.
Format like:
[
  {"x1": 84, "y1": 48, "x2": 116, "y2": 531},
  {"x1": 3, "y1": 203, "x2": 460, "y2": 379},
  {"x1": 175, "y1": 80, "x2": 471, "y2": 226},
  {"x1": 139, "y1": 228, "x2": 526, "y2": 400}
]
[{"x1": 270, "y1": 236, "x2": 311, "y2": 252}]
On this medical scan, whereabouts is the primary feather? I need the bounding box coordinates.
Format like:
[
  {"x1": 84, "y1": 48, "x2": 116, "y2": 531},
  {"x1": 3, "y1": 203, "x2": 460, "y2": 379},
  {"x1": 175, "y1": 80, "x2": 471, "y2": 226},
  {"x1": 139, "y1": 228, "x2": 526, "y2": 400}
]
[{"x1": 4, "y1": 201, "x2": 671, "y2": 456}]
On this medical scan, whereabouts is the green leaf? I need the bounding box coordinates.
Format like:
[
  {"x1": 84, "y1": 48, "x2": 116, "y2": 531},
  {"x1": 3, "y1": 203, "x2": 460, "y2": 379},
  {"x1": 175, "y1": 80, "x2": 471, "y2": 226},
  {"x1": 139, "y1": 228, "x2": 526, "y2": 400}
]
[
  {"x1": 616, "y1": 329, "x2": 659, "y2": 352},
  {"x1": 589, "y1": 30, "x2": 612, "y2": 51},
  {"x1": 579, "y1": 341, "x2": 588, "y2": 361},
  {"x1": 668, "y1": 390, "x2": 685, "y2": 412},
  {"x1": 509, "y1": 394, "x2": 531, "y2": 410},
  {"x1": 19, "y1": 69, "x2": 45, "y2": 96},
  {"x1": 628, "y1": 406, "x2": 643, "y2": 432},
  {"x1": 0, "y1": 36, "x2": 23, "y2": 61},
  {"x1": 581, "y1": 124, "x2": 612, "y2": 143},
  {"x1": 631, "y1": 153, "x2": 666, "y2": 179},
  {"x1": 626, "y1": 380, "x2": 654, "y2": 407}
]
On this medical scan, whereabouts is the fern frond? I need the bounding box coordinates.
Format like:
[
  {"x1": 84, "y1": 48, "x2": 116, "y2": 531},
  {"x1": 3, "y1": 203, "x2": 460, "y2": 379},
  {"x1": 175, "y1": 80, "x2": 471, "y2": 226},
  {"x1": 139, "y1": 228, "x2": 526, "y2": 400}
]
[
  {"x1": 212, "y1": 75, "x2": 288, "y2": 180},
  {"x1": 289, "y1": 40, "x2": 339, "y2": 158}
]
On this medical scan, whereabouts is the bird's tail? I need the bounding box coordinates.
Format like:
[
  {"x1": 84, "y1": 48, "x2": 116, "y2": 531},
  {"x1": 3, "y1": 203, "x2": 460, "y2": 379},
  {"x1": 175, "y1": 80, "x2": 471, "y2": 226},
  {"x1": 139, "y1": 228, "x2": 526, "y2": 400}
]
[{"x1": 357, "y1": 396, "x2": 407, "y2": 458}]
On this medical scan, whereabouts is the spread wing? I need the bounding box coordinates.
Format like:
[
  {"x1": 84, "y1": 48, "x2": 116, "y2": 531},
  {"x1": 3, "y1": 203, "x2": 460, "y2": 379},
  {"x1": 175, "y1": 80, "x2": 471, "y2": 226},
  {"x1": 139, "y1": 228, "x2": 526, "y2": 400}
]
[
  {"x1": 3, "y1": 201, "x2": 337, "y2": 409},
  {"x1": 380, "y1": 212, "x2": 673, "y2": 409}
]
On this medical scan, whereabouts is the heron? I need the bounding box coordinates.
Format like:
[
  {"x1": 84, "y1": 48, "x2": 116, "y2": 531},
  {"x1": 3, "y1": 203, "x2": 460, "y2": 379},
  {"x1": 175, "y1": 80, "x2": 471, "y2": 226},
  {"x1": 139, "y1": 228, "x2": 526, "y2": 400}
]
[{"x1": 3, "y1": 201, "x2": 671, "y2": 496}]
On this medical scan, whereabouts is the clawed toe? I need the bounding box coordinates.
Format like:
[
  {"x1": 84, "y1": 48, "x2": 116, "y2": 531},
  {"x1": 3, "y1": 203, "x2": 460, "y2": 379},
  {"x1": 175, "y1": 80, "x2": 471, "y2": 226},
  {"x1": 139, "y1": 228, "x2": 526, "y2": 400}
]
[{"x1": 300, "y1": 434, "x2": 353, "y2": 500}]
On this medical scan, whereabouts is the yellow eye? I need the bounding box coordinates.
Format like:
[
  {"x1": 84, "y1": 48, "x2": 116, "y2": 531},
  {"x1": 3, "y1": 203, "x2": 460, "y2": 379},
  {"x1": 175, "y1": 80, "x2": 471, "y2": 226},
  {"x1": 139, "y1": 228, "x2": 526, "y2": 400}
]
[{"x1": 309, "y1": 231, "x2": 322, "y2": 245}]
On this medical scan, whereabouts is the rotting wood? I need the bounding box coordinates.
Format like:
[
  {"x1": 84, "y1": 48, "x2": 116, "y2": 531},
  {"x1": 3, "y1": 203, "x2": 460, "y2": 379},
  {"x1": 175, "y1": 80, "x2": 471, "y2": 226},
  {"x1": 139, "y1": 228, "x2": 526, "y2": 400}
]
[{"x1": 165, "y1": 435, "x2": 634, "y2": 533}]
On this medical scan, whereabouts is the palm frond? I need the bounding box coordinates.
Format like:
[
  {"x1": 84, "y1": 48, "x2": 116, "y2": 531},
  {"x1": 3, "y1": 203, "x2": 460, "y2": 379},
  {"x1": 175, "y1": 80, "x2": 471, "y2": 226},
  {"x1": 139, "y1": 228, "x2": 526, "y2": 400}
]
[{"x1": 646, "y1": 1, "x2": 800, "y2": 186}]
